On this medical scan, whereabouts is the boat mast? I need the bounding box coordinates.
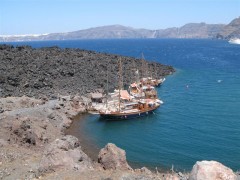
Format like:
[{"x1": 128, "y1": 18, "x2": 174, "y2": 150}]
[
  {"x1": 141, "y1": 53, "x2": 145, "y2": 78},
  {"x1": 140, "y1": 53, "x2": 145, "y2": 99},
  {"x1": 106, "y1": 59, "x2": 109, "y2": 108},
  {"x1": 150, "y1": 65, "x2": 153, "y2": 79},
  {"x1": 155, "y1": 63, "x2": 157, "y2": 79},
  {"x1": 146, "y1": 62, "x2": 148, "y2": 78},
  {"x1": 136, "y1": 69, "x2": 140, "y2": 85},
  {"x1": 132, "y1": 59, "x2": 136, "y2": 83},
  {"x1": 118, "y1": 57, "x2": 123, "y2": 112}
]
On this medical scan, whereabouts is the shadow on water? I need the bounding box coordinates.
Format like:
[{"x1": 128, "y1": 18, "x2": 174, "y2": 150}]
[
  {"x1": 66, "y1": 112, "x2": 165, "y2": 170},
  {"x1": 65, "y1": 113, "x2": 102, "y2": 162}
]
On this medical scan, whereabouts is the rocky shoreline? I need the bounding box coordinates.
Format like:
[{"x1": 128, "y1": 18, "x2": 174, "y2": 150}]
[
  {"x1": 0, "y1": 96, "x2": 238, "y2": 180},
  {"x1": 0, "y1": 45, "x2": 239, "y2": 179}
]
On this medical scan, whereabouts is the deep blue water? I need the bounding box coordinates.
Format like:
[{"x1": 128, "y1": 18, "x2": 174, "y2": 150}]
[{"x1": 4, "y1": 39, "x2": 240, "y2": 171}]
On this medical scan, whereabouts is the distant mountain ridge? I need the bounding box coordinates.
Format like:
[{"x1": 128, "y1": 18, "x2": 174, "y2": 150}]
[
  {"x1": 156, "y1": 23, "x2": 224, "y2": 38},
  {"x1": 216, "y1": 17, "x2": 240, "y2": 39},
  {"x1": 0, "y1": 17, "x2": 239, "y2": 42}
]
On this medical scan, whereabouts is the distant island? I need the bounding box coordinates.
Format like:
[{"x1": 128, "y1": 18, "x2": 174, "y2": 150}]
[{"x1": 0, "y1": 17, "x2": 239, "y2": 42}]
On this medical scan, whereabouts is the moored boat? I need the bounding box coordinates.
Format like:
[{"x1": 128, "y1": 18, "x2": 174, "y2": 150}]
[
  {"x1": 99, "y1": 99, "x2": 161, "y2": 119},
  {"x1": 228, "y1": 38, "x2": 240, "y2": 45},
  {"x1": 99, "y1": 58, "x2": 162, "y2": 120},
  {"x1": 140, "y1": 77, "x2": 165, "y2": 87}
]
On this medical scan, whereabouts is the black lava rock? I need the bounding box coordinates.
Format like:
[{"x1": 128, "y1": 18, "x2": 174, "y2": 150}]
[{"x1": 0, "y1": 44, "x2": 175, "y2": 98}]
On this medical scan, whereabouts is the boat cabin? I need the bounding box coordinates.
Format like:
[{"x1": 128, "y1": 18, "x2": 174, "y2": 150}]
[
  {"x1": 130, "y1": 83, "x2": 139, "y2": 94},
  {"x1": 142, "y1": 85, "x2": 157, "y2": 99},
  {"x1": 91, "y1": 93, "x2": 103, "y2": 103}
]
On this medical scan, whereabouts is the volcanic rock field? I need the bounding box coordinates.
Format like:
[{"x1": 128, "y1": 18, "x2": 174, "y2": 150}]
[{"x1": 0, "y1": 44, "x2": 174, "y2": 98}]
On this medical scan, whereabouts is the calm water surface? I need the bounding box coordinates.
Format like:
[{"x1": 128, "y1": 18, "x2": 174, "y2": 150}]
[{"x1": 6, "y1": 39, "x2": 240, "y2": 171}]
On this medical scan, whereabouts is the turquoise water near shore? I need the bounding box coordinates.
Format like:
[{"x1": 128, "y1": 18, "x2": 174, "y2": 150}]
[{"x1": 6, "y1": 39, "x2": 240, "y2": 171}]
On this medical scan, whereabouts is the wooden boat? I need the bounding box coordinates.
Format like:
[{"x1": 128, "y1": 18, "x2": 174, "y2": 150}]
[
  {"x1": 129, "y1": 81, "x2": 158, "y2": 99},
  {"x1": 154, "y1": 77, "x2": 166, "y2": 87},
  {"x1": 140, "y1": 77, "x2": 165, "y2": 87},
  {"x1": 129, "y1": 82, "x2": 143, "y2": 98},
  {"x1": 140, "y1": 54, "x2": 166, "y2": 87},
  {"x1": 99, "y1": 58, "x2": 161, "y2": 120},
  {"x1": 99, "y1": 99, "x2": 161, "y2": 119}
]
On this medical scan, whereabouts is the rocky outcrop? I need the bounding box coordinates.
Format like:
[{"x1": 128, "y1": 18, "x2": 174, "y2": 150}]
[
  {"x1": 0, "y1": 96, "x2": 43, "y2": 111},
  {"x1": 217, "y1": 17, "x2": 240, "y2": 39},
  {"x1": 0, "y1": 45, "x2": 174, "y2": 98},
  {"x1": 155, "y1": 23, "x2": 224, "y2": 39},
  {"x1": 5, "y1": 115, "x2": 58, "y2": 147},
  {"x1": 98, "y1": 143, "x2": 132, "y2": 171},
  {"x1": 9, "y1": 117, "x2": 38, "y2": 146},
  {"x1": 0, "y1": 96, "x2": 91, "y2": 179},
  {"x1": 189, "y1": 160, "x2": 237, "y2": 180},
  {"x1": 0, "y1": 96, "x2": 87, "y2": 149},
  {"x1": 38, "y1": 135, "x2": 93, "y2": 173}
]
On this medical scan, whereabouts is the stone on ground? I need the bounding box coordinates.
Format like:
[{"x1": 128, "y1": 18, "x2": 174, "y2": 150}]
[
  {"x1": 38, "y1": 135, "x2": 93, "y2": 172},
  {"x1": 189, "y1": 160, "x2": 236, "y2": 180},
  {"x1": 98, "y1": 143, "x2": 132, "y2": 171}
]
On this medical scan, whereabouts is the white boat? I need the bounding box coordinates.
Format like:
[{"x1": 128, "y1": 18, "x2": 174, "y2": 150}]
[{"x1": 228, "y1": 38, "x2": 240, "y2": 45}]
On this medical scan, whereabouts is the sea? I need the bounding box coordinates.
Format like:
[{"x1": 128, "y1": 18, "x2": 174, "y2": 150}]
[{"x1": 5, "y1": 39, "x2": 240, "y2": 172}]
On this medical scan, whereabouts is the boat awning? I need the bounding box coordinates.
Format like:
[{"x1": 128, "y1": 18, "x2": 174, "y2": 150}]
[
  {"x1": 130, "y1": 82, "x2": 138, "y2": 87},
  {"x1": 124, "y1": 102, "x2": 139, "y2": 106},
  {"x1": 91, "y1": 93, "x2": 103, "y2": 99},
  {"x1": 120, "y1": 90, "x2": 131, "y2": 100},
  {"x1": 139, "y1": 99, "x2": 154, "y2": 104},
  {"x1": 142, "y1": 85, "x2": 154, "y2": 90}
]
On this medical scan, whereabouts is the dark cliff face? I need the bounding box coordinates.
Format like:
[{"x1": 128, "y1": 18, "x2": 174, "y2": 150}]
[
  {"x1": 216, "y1": 17, "x2": 240, "y2": 39},
  {"x1": 0, "y1": 45, "x2": 174, "y2": 98},
  {"x1": 155, "y1": 23, "x2": 224, "y2": 38}
]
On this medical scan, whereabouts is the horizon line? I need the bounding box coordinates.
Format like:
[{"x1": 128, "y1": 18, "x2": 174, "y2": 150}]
[{"x1": 0, "y1": 20, "x2": 229, "y2": 36}]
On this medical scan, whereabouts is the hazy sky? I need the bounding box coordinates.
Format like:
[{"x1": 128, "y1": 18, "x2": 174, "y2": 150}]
[{"x1": 0, "y1": 0, "x2": 239, "y2": 35}]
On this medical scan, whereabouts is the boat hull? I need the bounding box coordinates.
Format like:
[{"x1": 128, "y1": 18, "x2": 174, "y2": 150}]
[
  {"x1": 99, "y1": 106, "x2": 159, "y2": 120},
  {"x1": 229, "y1": 39, "x2": 240, "y2": 45}
]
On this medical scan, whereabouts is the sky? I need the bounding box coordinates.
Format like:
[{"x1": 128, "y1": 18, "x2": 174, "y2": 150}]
[{"x1": 0, "y1": 0, "x2": 239, "y2": 35}]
